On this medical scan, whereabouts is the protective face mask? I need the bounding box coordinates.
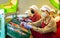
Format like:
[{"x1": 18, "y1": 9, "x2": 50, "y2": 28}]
[{"x1": 42, "y1": 12, "x2": 47, "y2": 17}]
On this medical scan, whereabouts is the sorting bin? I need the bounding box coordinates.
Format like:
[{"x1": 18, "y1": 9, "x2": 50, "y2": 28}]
[
  {"x1": 6, "y1": 23, "x2": 31, "y2": 38},
  {"x1": 5, "y1": 14, "x2": 31, "y2": 38}
]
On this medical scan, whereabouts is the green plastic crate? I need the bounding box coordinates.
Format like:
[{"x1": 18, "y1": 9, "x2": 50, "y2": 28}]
[{"x1": 6, "y1": 23, "x2": 31, "y2": 38}]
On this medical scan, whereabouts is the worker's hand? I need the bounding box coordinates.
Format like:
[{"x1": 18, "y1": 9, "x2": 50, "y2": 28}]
[
  {"x1": 24, "y1": 22, "x2": 32, "y2": 29},
  {"x1": 25, "y1": 19, "x2": 32, "y2": 22},
  {"x1": 20, "y1": 22, "x2": 25, "y2": 26},
  {"x1": 20, "y1": 22, "x2": 32, "y2": 29},
  {"x1": 25, "y1": 24, "x2": 32, "y2": 29},
  {"x1": 27, "y1": 22, "x2": 32, "y2": 25}
]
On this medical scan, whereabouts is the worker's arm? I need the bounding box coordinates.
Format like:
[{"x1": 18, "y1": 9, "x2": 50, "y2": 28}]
[
  {"x1": 32, "y1": 19, "x2": 56, "y2": 33},
  {"x1": 30, "y1": 18, "x2": 44, "y2": 27}
]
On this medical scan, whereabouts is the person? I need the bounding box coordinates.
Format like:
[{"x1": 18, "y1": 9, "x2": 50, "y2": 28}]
[
  {"x1": 24, "y1": 10, "x2": 32, "y2": 22},
  {"x1": 50, "y1": 9, "x2": 55, "y2": 18},
  {"x1": 25, "y1": 10, "x2": 33, "y2": 18},
  {"x1": 54, "y1": 10, "x2": 60, "y2": 38},
  {"x1": 24, "y1": 5, "x2": 41, "y2": 22},
  {"x1": 22, "y1": 5, "x2": 41, "y2": 38},
  {"x1": 29, "y1": 5, "x2": 41, "y2": 38},
  {"x1": 21, "y1": 5, "x2": 56, "y2": 38},
  {"x1": 29, "y1": 5, "x2": 41, "y2": 22}
]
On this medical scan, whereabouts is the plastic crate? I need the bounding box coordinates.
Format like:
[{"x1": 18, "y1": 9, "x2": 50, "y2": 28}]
[
  {"x1": 10, "y1": 14, "x2": 21, "y2": 25},
  {"x1": 0, "y1": 9, "x2": 5, "y2": 38},
  {"x1": 6, "y1": 23, "x2": 31, "y2": 38}
]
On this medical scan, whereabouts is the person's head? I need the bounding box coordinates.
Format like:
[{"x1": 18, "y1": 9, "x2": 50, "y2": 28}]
[
  {"x1": 49, "y1": 9, "x2": 56, "y2": 18},
  {"x1": 40, "y1": 5, "x2": 51, "y2": 17},
  {"x1": 57, "y1": 10, "x2": 60, "y2": 15},
  {"x1": 50, "y1": 9, "x2": 55, "y2": 15},
  {"x1": 29, "y1": 5, "x2": 38, "y2": 14},
  {"x1": 25, "y1": 10, "x2": 33, "y2": 17}
]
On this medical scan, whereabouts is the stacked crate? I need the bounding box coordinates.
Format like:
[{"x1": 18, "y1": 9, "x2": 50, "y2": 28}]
[{"x1": 0, "y1": 9, "x2": 5, "y2": 38}]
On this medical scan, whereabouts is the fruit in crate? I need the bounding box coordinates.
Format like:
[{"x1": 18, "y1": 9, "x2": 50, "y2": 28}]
[
  {"x1": 5, "y1": 18, "x2": 12, "y2": 23},
  {"x1": 20, "y1": 26, "x2": 28, "y2": 32},
  {"x1": 10, "y1": 22, "x2": 20, "y2": 28}
]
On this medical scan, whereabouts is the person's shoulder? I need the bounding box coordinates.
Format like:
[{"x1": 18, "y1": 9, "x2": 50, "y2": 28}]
[{"x1": 54, "y1": 16, "x2": 60, "y2": 22}]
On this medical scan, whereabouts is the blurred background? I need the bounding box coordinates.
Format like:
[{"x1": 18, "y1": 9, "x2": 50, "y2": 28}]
[
  {"x1": 0, "y1": 0, "x2": 58, "y2": 16},
  {"x1": 18, "y1": 0, "x2": 57, "y2": 14}
]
